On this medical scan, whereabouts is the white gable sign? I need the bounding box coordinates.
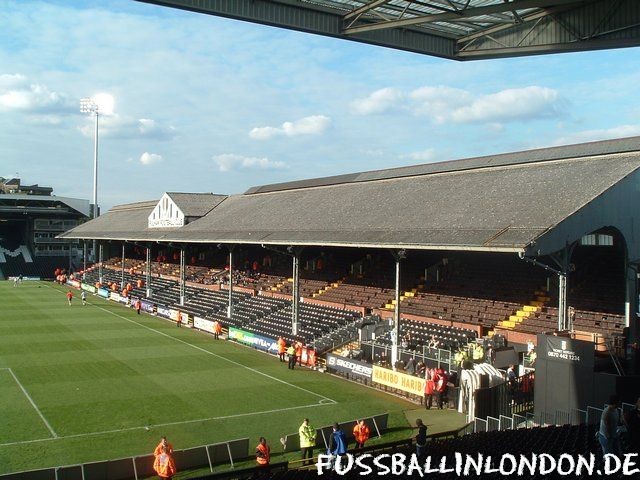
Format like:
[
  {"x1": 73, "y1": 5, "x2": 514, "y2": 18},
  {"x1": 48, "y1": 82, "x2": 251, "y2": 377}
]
[{"x1": 148, "y1": 193, "x2": 185, "y2": 228}]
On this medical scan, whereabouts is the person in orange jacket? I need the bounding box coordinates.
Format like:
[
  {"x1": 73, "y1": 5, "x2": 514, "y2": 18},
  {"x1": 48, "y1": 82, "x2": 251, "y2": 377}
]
[
  {"x1": 134, "y1": 299, "x2": 141, "y2": 315},
  {"x1": 153, "y1": 436, "x2": 174, "y2": 456},
  {"x1": 353, "y1": 419, "x2": 371, "y2": 448},
  {"x1": 277, "y1": 337, "x2": 286, "y2": 362},
  {"x1": 153, "y1": 445, "x2": 176, "y2": 480},
  {"x1": 66, "y1": 290, "x2": 73, "y2": 306},
  {"x1": 294, "y1": 341, "x2": 303, "y2": 366},
  {"x1": 255, "y1": 436, "x2": 270, "y2": 466},
  {"x1": 213, "y1": 320, "x2": 222, "y2": 339}
]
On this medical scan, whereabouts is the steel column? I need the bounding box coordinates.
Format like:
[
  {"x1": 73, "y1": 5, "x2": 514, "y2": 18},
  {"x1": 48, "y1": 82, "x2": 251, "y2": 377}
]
[
  {"x1": 120, "y1": 243, "x2": 125, "y2": 289},
  {"x1": 179, "y1": 248, "x2": 186, "y2": 306},
  {"x1": 146, "y1": 247, "x2": 152, "y2": 298},
  {"x1": 98, "y1": 243, "x2": 103, "y2": 284},
  {"x1": 227, "y1": 247, "x2": 234, "y2": 319},
  {"x1": 558, "y1": 272, "x2": 567, "y2": 331},
  {"x1": 82, "y1": 242, "x2": 87, "y2": 280},
  {"x1": 391, "y1": 250, "x2": 406, "y2": 368},
  {"x1": 292, "y1": 251, "x2": 300, "y2": 336}
]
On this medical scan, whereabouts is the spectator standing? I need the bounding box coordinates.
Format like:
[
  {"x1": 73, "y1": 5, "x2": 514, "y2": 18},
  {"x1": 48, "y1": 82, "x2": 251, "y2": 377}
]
[
  {"x1": 328, "y1": 423, "x2": 347, "y2": 468},
  {"x1": 287, "y1": 345, "x2": 296, "y2": 370},
  {"x1": 299, "y1": 418, "x2": 316, "y2": 465},
  {"x1": 255, "y1": 437, "x2": 270, "y2": 466},
  {"x1": 436, "y1": 370, "x2": 449, "y2": 409},
  {"x1": 353, "y1": 419, "x2": 370, "y2": 449},
  {"x1": 599, "y1": 395, "x2": 623, "y2": 456},
  {"x1": 424, "y1": 369, "x2": 435, "y2": 410},
  {"x1": 414, "y1": 418, "x2": 427, "y2": 460},
  {"x1": 405, "y1": 357, "x2": 416, "y2": 376}
]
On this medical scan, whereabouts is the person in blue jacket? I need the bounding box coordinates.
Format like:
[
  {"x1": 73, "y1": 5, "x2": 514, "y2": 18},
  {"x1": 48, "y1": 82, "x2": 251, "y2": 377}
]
[{"x1": 328, "y1": 422, "x2": 348, "y2": 467}]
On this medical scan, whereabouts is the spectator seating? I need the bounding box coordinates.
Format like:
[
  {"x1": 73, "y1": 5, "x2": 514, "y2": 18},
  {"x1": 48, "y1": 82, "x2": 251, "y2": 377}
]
[
  {"x1": 372, "y1": 317, "x2": 477, "y2": 352},
  {"x1": 80, "y1": 267, "x2": 361, "y2": 352}
]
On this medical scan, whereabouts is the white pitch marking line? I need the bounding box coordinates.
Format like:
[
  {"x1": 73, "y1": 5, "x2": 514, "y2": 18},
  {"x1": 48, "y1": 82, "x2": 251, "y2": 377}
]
[
  {"x1": 0, "y1": 367, "x2": 58, "y2": 438},
  {"x1": 0, "y1": 400, "x2": 331, "y2": 447},
  {"x1": 45, "y1": 283, "x2": 337, "y2": 404}
]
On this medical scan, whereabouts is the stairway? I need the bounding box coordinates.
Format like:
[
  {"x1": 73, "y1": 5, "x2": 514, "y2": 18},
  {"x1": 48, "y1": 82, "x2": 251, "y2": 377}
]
[
  {"x1": 312, "y1": 278, "x2": 343, "y2": 298},
  {"x1": 498, "y1": 289, "x2": 549, "y2": 329}
]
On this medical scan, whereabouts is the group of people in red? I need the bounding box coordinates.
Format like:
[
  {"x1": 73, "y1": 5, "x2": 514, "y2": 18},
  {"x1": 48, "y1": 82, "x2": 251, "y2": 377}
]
[{"x1": 423, "y1": 367, "x2": 449, "y2": 410}]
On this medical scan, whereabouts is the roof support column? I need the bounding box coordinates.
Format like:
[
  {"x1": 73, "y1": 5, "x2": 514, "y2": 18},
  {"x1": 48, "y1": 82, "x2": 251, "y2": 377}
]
[
  {"x1": 120, "y1": 243, "x2": 125, "y2": 290},
  {"x1": 550, "y1": 243, "x2": 576, "y2": 332},
  {"x1": 98, "y1": 242, "x2": 103, "y2": 284},
  {"x1": 82, "y1": 241, "x2": 87, "y2": 281},
  {"x1": 227, "y1": 246, "x2": 235, "y2": 319},
  {"x1": 290, "y1": 247, "x2": 304, "y2": 336},
  {"x1": 625, "y1": 262, "x2": 639, "y2": 374},
  {"x1": 146, "y1": 246, "x2": 152, "y2": 298},
  {"x1": 179, "y1": 247, "x2": 186, "y2": 306},
  {"x1": 391, "y1": 249, "x2": 406, "y2": 369},
  {"x1": 558, "y1": 273, "x2": 568, "y2": 331}
]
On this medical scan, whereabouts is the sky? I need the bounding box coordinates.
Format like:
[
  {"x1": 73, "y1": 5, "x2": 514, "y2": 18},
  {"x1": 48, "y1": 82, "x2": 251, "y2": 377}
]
[{"x1": 1, "y1": 0, "x2": 640, "y2": 212}]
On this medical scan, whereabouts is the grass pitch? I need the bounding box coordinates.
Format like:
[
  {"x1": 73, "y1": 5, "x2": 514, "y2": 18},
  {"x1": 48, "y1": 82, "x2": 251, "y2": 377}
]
[{"x1": 0, "y1": 281, "x2": 464, "y2": 475}]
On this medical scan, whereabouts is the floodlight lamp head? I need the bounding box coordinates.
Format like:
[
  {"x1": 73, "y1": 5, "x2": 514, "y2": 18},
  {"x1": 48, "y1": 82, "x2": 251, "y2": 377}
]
[{"x1": 80, "y1": 98, "x2": 98, "y2": 114}]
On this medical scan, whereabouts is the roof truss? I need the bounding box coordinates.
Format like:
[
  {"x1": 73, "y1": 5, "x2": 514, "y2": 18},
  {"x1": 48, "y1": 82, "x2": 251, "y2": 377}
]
[{"x1": 137, "y1": 0, "x2": 640, "y2": 59}]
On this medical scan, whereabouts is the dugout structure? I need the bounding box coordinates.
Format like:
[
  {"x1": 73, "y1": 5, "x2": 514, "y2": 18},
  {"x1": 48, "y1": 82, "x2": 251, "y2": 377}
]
[{"x1": 60, "y1": 136, "x2": 640, "y2": 373}]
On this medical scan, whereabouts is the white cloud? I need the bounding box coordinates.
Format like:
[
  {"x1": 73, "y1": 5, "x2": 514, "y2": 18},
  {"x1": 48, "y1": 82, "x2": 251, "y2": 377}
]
[
  {"x1": 0, "y1": 74, "x2": 74, "y2": 114},
  {"x1": 448, "y1": 86, "x2": 562, "y2": 124},
  {"x1": 79, "y1": 115, "x2": 176, "y2": 140},
  {"x1": 213, "y1": 154, "x2": 286, "y2": 172},
  {"x1": 249, "y1": 115, "x2": 330, "y2": 140},
  {"x1": 139, "y1": 152, "x2": 163, "y2": 165},
  {"x1": 401, "y1": 148, "x2": 437, "y2": 162},
  {"x1": 350, "y1": 87, "x2": 403, "y2": 115},
  {"x1": 354, "y1": 85, "x2": 564, "y2": 125},
  {"x1": 408, "y1": 86, "x2": 471, "y2": 122},
  {"x1": 551, "y1": 125, "x2": 640, "y2": 146}
]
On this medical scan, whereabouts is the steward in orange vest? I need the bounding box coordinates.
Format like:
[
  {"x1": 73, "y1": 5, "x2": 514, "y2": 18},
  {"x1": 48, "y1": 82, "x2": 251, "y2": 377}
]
[
  {"x1": 153, "y1": 445, "x2": 176, "y2": 479},
  {"x1": 255, "y1": 437, "x2": 270, "y2": 466},
  {"x1": 353, "y1": 419, "x2": 371, "y2": 448},
  {"x1": 277, "y1": 337, "x2": 286, "y2": 362},
  {"x1": 213, "y1": 320, "x2": 222, "y2": 339}
]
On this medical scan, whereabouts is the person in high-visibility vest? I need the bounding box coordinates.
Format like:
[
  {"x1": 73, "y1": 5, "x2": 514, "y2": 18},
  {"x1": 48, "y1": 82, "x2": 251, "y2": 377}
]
[
  {"x1": 153, "y1": 445, "x2": 176, "y2": 480},
  {"x1": 255, "y1": 437, "x2": 270, "y2": 466},
  {"x1": 213, "y1": 320, "x2": 222, "y2": 340},
  {"x1": 135, "y1": 299, "x2": 141, "y2": 315},
  {"x1": 66, "y1": 290, "x2": 73, "y2": 306},
  {"x1": 299, "y1": 418, "x2": 316, "y2": 466},
  {"x1": 353, "y1": 419, "x2": 370, "y2": 449},
  {"x1": 277, "y1": 337, "x2": 286, "y2": 362},
  {"x1": 287, "y1": 345, "x2": 296, "y2": 370}
]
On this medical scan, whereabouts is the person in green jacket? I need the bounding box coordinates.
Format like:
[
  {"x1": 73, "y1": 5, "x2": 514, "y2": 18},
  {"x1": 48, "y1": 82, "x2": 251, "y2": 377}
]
[{"x1": 299, "y1": 418, "x2": 316, "y2": 465}]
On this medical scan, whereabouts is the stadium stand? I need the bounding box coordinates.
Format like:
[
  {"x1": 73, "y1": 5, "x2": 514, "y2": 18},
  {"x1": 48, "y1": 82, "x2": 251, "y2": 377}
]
[{"x1": 82, "y1": 265, "x2": 362, "y2": 352}]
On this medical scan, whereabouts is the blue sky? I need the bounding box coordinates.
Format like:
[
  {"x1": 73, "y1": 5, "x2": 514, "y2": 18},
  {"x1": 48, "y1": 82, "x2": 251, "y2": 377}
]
[{"x1": 1, "y1": 0, "x2": 639, "y2": 212}]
